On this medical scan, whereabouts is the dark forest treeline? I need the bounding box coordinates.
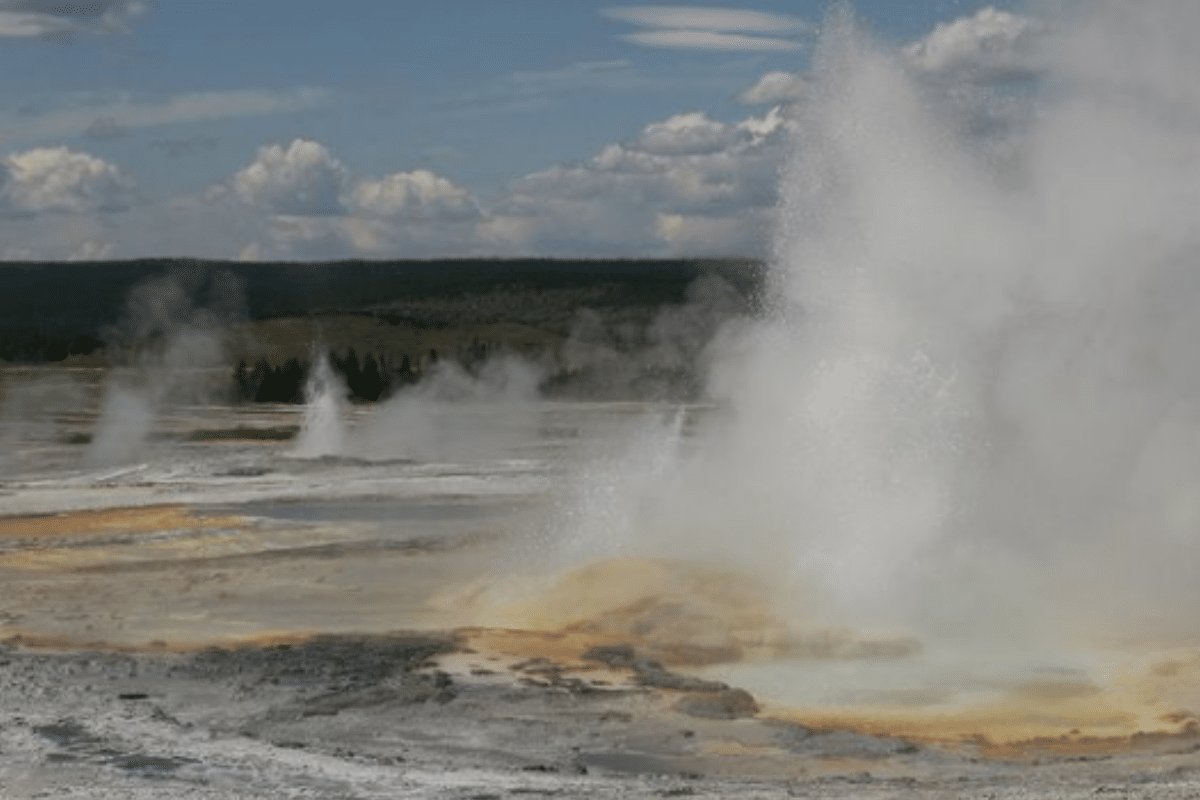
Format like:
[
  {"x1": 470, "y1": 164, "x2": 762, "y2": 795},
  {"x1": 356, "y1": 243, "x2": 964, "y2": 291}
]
[
  {"x1": 0, "y1": 332, "x2": 104, "y2": 363},
  {"x1": 234, "y1": 348, "x2": 428, "y2": 404},
  {"x1": 2, "y1": 258, "x2": 758, "y2": 401},
  {"x1": 0, "y1": 258, "x2": 764, "y2": 364}
]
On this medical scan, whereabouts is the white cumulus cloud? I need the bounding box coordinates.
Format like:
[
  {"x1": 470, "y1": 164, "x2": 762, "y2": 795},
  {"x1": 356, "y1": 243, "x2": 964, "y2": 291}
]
[
  {"x1": 226, "y1": 106, "x2": 787, "y2": 260},
  {"x1": 738, "y1": 70, "x2": 807, "y2": 104},
  {"x1": 485, "y1": 105, "x2": 789, "y2": 257},
  {"x1": 0, "y1": 146, "x2": 135, "y2": 215},
  {"x1": 245, "y1": 212, "x2": 484, "y2": 261},
  {"x1": 349, "y1": 170, "x2": 476, "y2": 221},
  {"x1": 232, "y1": 139, "x2": 348, "y2": 216},
  {"x1": 905, "y1": 6, "x2": 1044, "y2": 79},
  {"x1": 67, "y1": 239, "x2": 114, "y2": 260},
  {"x1": 656, "y1": 210, "x2": 768, "y2": 255},
  {"x1": 223, "y1": 139, "x2": 484, "y2": 260},
  {"x1": 636, "y1": 112, "x2": 734, "y2": 156}
]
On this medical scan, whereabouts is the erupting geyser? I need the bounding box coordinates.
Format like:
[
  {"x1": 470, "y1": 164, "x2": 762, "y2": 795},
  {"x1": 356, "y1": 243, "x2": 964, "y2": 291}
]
[
  {"x1": 768, "y1": 0, "x2": 1200, "y2": 648},
  {"x1": 295, "y1": 353, "x2": 348, "y2": 458},
  {"x1": 548, "y1": 0, "x2": 1200, "y2": 726}
]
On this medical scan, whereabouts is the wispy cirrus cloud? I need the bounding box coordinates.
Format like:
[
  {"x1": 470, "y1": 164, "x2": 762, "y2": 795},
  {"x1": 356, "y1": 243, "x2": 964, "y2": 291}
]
[
  {"x1": 603, "y1": 6, "x2": 810, "y2": 34},
  {"x1": 82, "y1": 116, "x2": 128, "y2": 140},
  {"x1": 0, "y1": 87, "x2": 328, "y2": 145},
  {"x1": 624, "y1": 29, "x2": 801, "y2": 51},
  {"x1": 0, "y1": 0, "x2": 147, "y2": 40},
  {"x1": 509, "y1": 59, "x2": 634, "y2": 86},
  {"x1": 149, "y1": 135, "x2": 219, "y2": 158},
  {"x1": 603, "y1": 5, "x2": 810, "y2": 51},
  {"x1": 445, "y1": 59, "x2": 744, "y2": 120}
]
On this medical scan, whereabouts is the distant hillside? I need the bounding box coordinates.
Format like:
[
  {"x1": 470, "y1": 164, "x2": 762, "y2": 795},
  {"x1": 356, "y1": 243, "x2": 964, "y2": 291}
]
[{"x1": 0, "y1": 258, "x2": 764, "y2": 364}]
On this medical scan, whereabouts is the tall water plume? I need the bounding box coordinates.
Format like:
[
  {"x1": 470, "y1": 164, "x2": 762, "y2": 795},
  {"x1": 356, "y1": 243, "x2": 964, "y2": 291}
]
[
  {"x1": 294, "y1": 352, "x2": 348, "y2": 458},
  {"x1": 572, "y1": 0, "x2": 1200, "y2": 654}
]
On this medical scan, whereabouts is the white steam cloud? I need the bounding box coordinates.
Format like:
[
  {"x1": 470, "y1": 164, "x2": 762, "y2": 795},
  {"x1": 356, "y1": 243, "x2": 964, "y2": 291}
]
[
  {"x1": 566, "y1": 0, "x2": 1200, "y2": 653},
  {"x1": 294, "y1": 351, "x2": 545, "y2": 464},
  {"x1": 294, "y1": 353, "x2": 348, "y2": 459},
  {"x1": 85, "y1": 269, "x2": 244, "y2": 467}
]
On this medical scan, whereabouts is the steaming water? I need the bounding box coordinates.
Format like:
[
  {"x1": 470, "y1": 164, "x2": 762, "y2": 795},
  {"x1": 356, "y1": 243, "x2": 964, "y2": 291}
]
[
  {"x1": 698, "y1": 2, "x2": 1200, "y2": 637},
  {"x1": 778, "y1": 2, "x2": 1200, "y2": 643},
  {"x1": 522, "y1": 1, "x2": 1200, "y2": 739}
]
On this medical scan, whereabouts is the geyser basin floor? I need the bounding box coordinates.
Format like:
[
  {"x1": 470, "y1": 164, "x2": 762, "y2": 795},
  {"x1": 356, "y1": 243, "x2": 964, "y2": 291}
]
[
  {"x1": 5, "y1": 399, "x2": 1200, "y2": 795},
  {"x1": 5, "y1": 633, "x2": 1200, "y2": 798},
  {"x1": 0, "y1": 398, "x2": 699, "y2": 648}
]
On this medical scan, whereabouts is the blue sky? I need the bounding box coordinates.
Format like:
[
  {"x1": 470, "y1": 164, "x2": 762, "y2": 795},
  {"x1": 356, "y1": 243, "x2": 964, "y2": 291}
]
[{"x1": 0, "y1": 0, "x2": 1029, "y2": 260}]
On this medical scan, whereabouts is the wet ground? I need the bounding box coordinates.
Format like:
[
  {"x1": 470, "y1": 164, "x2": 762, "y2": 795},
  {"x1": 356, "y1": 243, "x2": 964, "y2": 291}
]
[{"x1": 5, "y1": 368, "x2": 1200, "y2": 797}]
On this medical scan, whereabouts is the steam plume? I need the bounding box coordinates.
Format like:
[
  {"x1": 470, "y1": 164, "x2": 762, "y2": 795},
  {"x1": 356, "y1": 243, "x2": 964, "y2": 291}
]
[
  {"x1": 85, "y1": 268, "x2": 244, "y2": 467},
  {"x1": 294, "y1": 351, "x2": 544, "y2": 463},
  {"x1": 570, "y1": 0, "x2": 1200, "y2": 652},
  {"x1": 294, "y1": 353, "x2": 348, "y2": 458}
]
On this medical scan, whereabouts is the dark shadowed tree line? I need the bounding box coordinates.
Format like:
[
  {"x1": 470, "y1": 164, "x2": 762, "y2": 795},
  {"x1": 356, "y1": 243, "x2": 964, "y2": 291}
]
[
  {"x1": 0, "y1": 258, "x2": 763, "y2": 362},
  {"x1": 0, "y1": 332, "x2": 102, "y2": 363},
  {"x1": 233, "y1": 347, "x2": 438, "y2": 404},
  {"x1": 233, "y1": 333, "x2": 513, "y2": 404},
  {"x1": 234, "y1": 357, "x2": 306, "y2": 403}
]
